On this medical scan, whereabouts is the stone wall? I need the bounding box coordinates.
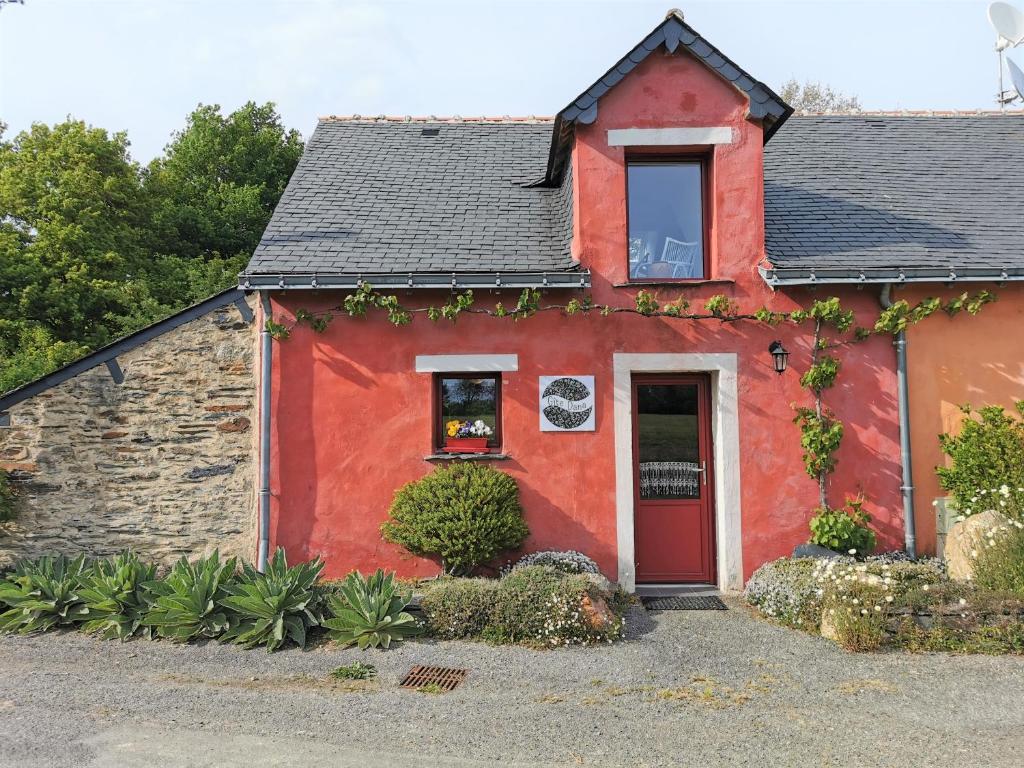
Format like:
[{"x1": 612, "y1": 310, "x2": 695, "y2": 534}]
[{"x1": 0, "y1": 296, "x2": 259, "y2": 567}]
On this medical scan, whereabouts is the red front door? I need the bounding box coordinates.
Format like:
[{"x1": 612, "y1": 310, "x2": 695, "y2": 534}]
[{"x1": 633, "y1": 375, "x2": 716, "y2": 583}]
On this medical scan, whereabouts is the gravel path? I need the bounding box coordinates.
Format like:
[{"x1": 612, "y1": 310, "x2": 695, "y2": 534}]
[{"x1": 1, "y1": 598, "x2": 1023, "y2": 767}]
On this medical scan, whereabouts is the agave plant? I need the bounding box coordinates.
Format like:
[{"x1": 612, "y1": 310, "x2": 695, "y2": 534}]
[
  {"x1": 0, "y1": 554, "x2": 91, "y2": 634},
  {"x1": 142, "y1": 550, "x2": 237, "y2": 641},
  {"x1": 78, "y1": 552, "x2": 158, "y2": 641},
  {"x1": 322, "y1": 569, "x2": 423, "y2": 650},
  {"x1": 219, "y1": 547, "x2": 325, "y2": 652}
]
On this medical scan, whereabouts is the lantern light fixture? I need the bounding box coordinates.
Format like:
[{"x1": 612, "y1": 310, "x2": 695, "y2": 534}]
[{"x1": 768, "y1": 340, "x2": 789, "y2": 375}]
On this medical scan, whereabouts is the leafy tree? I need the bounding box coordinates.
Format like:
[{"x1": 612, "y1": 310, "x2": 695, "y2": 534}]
[
  {"x1": 0, "y1": 120, "x2": 150, "y2": 348},
  {"x1": 780, "y1": 79, "x2": 861, "y2": 113},
  {"x1": 145, "y1": 101, "x2": 303, "y2": 262},
  {"x1": 0, "y1": 103, "x2": 302, "y2": 395}
]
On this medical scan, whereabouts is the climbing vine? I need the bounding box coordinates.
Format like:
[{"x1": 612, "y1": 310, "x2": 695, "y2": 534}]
[{"x1": 266, "y1": 283, "x2": 996, "y2": 539}]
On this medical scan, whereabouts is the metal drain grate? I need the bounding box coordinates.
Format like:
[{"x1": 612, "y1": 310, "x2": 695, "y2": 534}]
[
  {"x1": 641, "y1": 595, "x2": 727, "y2": 611},
  {"x1": 399, "y1": 665, "x2": 468, "y2": 692}
]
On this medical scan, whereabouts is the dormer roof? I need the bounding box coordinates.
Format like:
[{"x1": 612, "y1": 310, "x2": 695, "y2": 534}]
[{"x1": 543, "y1": 9, "x2": 793, "y2": 183}]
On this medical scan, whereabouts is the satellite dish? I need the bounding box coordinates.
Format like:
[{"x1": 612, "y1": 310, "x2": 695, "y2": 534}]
[
  {"x1": 1008, "y1": 56, "x2": 1024, "y2": 99},
  {"x1": 989, "y1": 2, "x2": 1024, "y2": 49}
]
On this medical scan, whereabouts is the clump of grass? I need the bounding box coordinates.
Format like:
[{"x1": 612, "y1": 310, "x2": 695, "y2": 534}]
[
  {"x1": 416, "y1": 682, "x2": 445, "y2": 695},
  {"x1": 330, "y1": 662, "x2": 377, "y2": 680}
]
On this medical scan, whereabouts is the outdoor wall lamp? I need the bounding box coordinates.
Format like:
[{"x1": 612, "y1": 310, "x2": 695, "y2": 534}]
[{"x1": 768, "y1": 340, "x2": 790, "y2": 375}]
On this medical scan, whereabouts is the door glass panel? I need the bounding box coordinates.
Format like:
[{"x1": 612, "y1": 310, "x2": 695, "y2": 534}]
[{"x1": 636, "y1": 383, "x2": 701, "y2": 499}]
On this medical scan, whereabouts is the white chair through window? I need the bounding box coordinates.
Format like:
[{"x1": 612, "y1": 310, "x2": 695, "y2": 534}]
[{"x1": 661, "y1": 237, "x2": 701, "y2": 278}]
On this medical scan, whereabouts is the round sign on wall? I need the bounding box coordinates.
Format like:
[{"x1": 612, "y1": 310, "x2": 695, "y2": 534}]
[{"x1": 539, "y1": 375, "x2": 596, "y2": 432}]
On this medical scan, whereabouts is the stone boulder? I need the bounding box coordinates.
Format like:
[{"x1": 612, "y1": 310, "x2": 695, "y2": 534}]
[
  {"x1": 580, "y1": 593, "x2": 617, "y2": 632},
  {"x1": 580, "y1": 572, "x2": 615, "y2": 593},
  {"x1": 944, "y1": 510, "x2": 1010, "y2": 582},
  {"x1": 819, "y1": 609, "x2": 839, "y2": 642}
]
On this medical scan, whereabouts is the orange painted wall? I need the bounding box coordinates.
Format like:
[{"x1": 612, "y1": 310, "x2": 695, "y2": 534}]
[
  {"x1": 900, "y1": 283, "x2": 1024, "y2": 554},
  {"x1": 265, "y1": 48, "x2": 904, "y2": 581}
]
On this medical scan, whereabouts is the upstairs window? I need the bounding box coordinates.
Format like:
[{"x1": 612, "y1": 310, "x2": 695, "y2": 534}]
[
  {"x1": 436, "y1": 374, "x2": 501, "y2": 451},
  {"x1": 627, "y1": 160, "x2": 706, "y2": 280}
]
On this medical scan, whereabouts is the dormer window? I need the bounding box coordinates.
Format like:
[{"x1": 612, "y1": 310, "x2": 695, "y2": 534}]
[{"x1": 627, "y1": 159, "x2": 707, "y2": 280}]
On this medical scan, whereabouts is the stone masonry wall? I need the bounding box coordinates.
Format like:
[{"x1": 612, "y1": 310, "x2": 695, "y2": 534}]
[{"x1": 0, "y1": 296, "x2": 258, "y2": 567}]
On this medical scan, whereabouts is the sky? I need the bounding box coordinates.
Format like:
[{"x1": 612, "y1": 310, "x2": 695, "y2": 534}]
[{"x1": 0, "y1": 0, "x2": 1016, "y2": 162}]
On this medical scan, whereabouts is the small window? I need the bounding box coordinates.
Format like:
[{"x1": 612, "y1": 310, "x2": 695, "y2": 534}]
[
  {"x1": 436, "y1": 374, "x2": 501, "y2": 450},
  {"x1": 627, "y1": 160, "x2": 706, "y2": 280}
]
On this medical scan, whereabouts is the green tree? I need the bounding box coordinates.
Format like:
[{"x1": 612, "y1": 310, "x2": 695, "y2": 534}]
[
  {"x1": 780, "y1": 79, "x2": 861, "y2": 113},
  {"x1": 145, "y1": 101, "x2": 303, "y2": 262},
  {"x1": 0, "y1": 103, "x2": 302, "y2": 395},
  {"x1": 0, "y1": 120, "x2": 150, "y2": 348}
]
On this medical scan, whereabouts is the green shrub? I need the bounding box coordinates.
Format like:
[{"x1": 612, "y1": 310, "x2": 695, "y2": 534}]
[
  {"x1": 381, "y1": 463, "x2": 529, "y2": 576},
  {"x1": 0, "y1": 470, "x2": 16, "y2": 522},
  {"x1": 419, "y1": 577, "x2": 497, "y2": 640},
  {"x1": 219, "y1": 547, "x2": 325, "y2": 652},
  {"x1": 972, "y1": 521, "x2": 1024, "y2": 596},
  {"x1": 938, "y1": 403, "x2": 1024, "y2": 515},
  {"x1": 142, "y1": 551, "x2": 237, "y2": 641},
  {"x1": 895, "y1": 619, "x2": 1024, "y2": 655},
  {"x1": 322, "y1": 569, "x2": 423, "y2": 650},
  {"x1": 78, "y1": 552, "x2": 158, "y2": 640},
  {"x1": 0, "y1": 554, "x2": 91, "y2": 633},
  {"x1": 420, "y1": 566, "x2": 624, "y2": 647},
  {"x1": 808, "y1": 498, "x2": 876, "y2": 555},
  {"x1": 744, "y1": 557, "x2": 824, "y2": 629}
]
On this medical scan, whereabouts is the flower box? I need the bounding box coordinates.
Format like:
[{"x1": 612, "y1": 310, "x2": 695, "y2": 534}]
[{"x1": 443, "y1": 437, "x2": 490, "y2": 454}]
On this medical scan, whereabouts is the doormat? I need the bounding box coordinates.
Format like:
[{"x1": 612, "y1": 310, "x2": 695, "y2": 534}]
[
  {"x1": 399, "y1": 665, "x2": 468, "y2": 692},
  {"x1": 641, "y1": 595, "x2": 727, "y2": 611}
]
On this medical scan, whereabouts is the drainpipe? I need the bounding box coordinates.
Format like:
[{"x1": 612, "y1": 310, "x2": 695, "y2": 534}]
[
  {"x1": 257, "y1": 291, "x2": 273, "y2": 572},
  {"x1": 879, "y1": 284, "x2": 917, "y2": 558}
]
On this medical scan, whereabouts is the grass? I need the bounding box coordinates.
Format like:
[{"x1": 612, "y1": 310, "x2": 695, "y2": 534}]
[
  {"x1": 416, "y1": 682, "x2": 446, "y2": 695},
  {"x1": 330, "y1": 662, "x2": 377, "y2": 681},
  {"x1": 636, "y1": 413, "x2": 699, "y2": 463}
]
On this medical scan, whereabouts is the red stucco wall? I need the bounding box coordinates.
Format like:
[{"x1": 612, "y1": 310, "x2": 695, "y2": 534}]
[{"x1": 265, "y1": 48, "x2": 904, "y2": 582}]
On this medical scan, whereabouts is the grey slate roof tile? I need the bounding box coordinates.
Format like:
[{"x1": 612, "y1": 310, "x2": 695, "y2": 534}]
[
  {"x1": 763, "y1": 114, "x2": 1024, "y2": 272},
  {"x1": 243, "y1": 113, "x2": 1024, "y2": 279},
  {"x1": 245, "y1": 118, "x2": 577, "y2": 277}
]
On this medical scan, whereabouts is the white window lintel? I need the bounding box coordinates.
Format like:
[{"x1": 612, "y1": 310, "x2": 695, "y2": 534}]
[
  {"x1": 415, "y1": 354, "x2": 518, "y2": 373},
  {"x1": 607, "y1": 127, "x2": 733, "y2": 147}
]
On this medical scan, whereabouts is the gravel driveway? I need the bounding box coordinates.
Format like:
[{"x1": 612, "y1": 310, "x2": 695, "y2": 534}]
[{"x1": 1, "y1": 598, "x2": 1023, "y2": 767}]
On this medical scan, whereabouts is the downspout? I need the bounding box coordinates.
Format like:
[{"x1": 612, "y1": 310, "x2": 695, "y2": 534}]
[
  {"x1": 879, "y1": 284, "x2": 917, "y2": 558},
  {"x1": 257, "y1": 291, "x2": 273, "y2": 572}
]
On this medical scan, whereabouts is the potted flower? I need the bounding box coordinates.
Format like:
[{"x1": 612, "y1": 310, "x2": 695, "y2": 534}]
[{"x1": 443, "y1": 419, "x2": 493, "y2": 453}]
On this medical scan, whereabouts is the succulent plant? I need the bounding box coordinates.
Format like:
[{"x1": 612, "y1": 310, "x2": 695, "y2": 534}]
[
  {"x1": 219, "y1": 547, "x2": 324, "y2": 652},
  {"x1": 322, "y1": 569, "x2": 422, "y2": 650}
]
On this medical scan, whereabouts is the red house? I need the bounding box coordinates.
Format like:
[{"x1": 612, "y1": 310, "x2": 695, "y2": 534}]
[{"x1": 240, "y1": 11, "x2": 909, "y2": 591}]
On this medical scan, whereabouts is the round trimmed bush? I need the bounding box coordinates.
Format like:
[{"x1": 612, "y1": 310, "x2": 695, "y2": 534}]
[{"x1": 381, "y1": 463, "x2": 529, "y2": 576}]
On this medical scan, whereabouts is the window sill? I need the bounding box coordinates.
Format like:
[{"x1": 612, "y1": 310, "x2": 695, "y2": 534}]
[
  {"x1": 424, "y1": 453, "x2": 511, "y2": 461},
  {"x1": 613, "y1": 279, "x2": 736, "y2": 288}
]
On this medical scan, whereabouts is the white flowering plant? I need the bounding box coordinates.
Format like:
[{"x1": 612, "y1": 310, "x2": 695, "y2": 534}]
[
  {"x1": 505, "y1": 550, "x2": 601, "y2": 576},
  {"x1": 955, "y1": 484, "x2": 1024, "y2": 522},
  {"x1": 420, "y1": 566, "x2": 626, "y2": 648},
  {"x1": 745, "y1": 555, "x2": 946, "y2": 634},
  {"x1": 937, "y1": 402, "x2": 1024, "y2": 515}
]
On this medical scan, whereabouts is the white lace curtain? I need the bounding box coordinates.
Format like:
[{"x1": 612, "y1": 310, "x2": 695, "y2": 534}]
[{"x1": 639, "y1": 461, "x2": 700, "y2": 497}]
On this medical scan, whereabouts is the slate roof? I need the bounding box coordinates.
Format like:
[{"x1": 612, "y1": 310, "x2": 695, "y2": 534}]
[
  {"x1": 762, "y1": 113, "x2": 1024, "y2": 284},
  {"x1": 243, "y1": 118, "x2": 578, "y2": 283},
  {"x1": 544, "y1": 8, "x2": 791, "y2": 182},
  {"x1": 242, "y1": 109, "x2": 1024, "y2": 287}
]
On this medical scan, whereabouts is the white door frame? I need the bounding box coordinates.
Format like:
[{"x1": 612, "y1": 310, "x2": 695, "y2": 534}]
[{"x1": 612, "y1": 353, "x2": 743, "y2": 592}]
